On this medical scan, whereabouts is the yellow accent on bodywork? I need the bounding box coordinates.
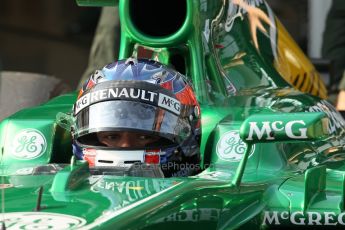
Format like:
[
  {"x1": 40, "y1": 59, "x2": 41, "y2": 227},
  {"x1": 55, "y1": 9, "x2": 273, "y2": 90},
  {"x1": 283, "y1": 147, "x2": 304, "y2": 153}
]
[{"x1": 274, "y1": 19, "x2": 327, "y2": 99}]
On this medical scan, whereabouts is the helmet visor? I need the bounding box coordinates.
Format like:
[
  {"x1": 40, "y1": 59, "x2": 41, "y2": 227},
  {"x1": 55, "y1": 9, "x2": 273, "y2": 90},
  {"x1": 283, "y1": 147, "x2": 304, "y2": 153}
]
[{"x1": 74, "y1": 100, "x2": 191, "y2": 147}]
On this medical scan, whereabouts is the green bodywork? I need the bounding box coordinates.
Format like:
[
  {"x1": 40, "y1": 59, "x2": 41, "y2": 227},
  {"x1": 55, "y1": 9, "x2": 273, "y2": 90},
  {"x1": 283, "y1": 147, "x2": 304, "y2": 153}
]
[{"x1": 1, "y1": 0, "x2": 345, "y2": 229}]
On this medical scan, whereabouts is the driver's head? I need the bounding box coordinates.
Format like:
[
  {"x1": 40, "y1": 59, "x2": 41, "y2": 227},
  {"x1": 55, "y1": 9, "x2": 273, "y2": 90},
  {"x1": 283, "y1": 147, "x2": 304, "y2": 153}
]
[{"x1": 72, "y1": 58, "x2": 201, "y2": 177}]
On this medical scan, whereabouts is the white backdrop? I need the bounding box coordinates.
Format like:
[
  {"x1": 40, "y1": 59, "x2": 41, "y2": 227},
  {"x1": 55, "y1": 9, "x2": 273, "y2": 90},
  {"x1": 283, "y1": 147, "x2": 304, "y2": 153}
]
[{"x1": 0, "y1": 72, "x2": 61, "y2": 121}]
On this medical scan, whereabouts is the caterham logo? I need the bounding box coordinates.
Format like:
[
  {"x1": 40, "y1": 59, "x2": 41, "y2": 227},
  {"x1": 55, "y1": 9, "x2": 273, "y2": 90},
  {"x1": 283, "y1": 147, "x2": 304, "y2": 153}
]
[
  {"x1": 246, "y1": 120, "x2": 308, "y2": 141},
  {"x1": 0, "y1": 212, "x2": 86, "y2": 229},
  {"x1": 217, "y1": 131, "x2": 254, "y2": 162},
  {"x1": 10, "y1": 129, "x2": 47, "y2": 160}
]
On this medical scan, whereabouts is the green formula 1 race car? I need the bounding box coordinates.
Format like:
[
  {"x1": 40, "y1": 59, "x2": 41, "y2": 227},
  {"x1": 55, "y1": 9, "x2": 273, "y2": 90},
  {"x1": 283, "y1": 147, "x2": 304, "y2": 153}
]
[{"x1": 0, "y1": 0, "x2": 345, "y2": 229}]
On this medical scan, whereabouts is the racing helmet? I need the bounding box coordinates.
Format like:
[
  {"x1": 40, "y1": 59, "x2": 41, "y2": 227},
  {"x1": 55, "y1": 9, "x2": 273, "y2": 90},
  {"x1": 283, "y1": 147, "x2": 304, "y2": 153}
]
[{"x1": 72, "y1": 58, "x2": 201, "y2": 177}]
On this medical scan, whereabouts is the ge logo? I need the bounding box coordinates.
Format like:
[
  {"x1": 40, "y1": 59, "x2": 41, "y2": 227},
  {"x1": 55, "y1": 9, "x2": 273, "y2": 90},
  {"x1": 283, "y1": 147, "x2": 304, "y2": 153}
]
[
  {"x1": 0, "y1": 212, "x2": 86, "y2": 229},
  {"x1": 10, "y1": 129, "x2": 47, "y2": 160},
  {"x1": 216, "y1": 131, "x2": 255, "y2": 162}
]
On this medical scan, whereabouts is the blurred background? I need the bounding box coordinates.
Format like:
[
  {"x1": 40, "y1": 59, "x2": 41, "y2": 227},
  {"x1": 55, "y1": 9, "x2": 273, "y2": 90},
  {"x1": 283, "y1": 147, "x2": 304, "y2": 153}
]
[
  {"x1": 0, "y1": 0, "x2": 332, "y2": 89},
  {"x1": 0, "y1": 0, "x2": 333, "y2": 119},
  {"x1": 0, "y1": 0, "x2": 100, "y2": 88}
]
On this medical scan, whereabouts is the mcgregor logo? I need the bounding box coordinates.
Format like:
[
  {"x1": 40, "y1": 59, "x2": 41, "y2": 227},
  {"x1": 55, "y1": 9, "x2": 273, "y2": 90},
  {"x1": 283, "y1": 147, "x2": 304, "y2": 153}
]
[
  {"x1": 10, "y1": 129, "x2": 47, "y2": 160},
  {"x1": 216, "y1": 131, "x2": 254, "y2": 162},
  {"x1": 246, "y1": 120, "x2": 308, "y2": 141},
  {"x1": 263, "y1": 211, "x2": 345, "y2": 226}
]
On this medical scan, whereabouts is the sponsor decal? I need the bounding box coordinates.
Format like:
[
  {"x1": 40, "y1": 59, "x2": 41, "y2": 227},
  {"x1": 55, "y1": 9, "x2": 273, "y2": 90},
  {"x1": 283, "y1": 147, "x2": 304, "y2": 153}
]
[
  {"x1": 0, "y1": 212, "x2": 86, "y2": 229},
  {"x1": 75, "y1": 93, "x2": 90, "y2": 114},
  {"x1": 217, "y1": 131, "x2": 255, "y2": 162},
  {"x1": 158, "y1": 94, "x2": 181, "y2": 115},
  {"x1": 263, "y1": 211, "x2": 345, "y2": 226},
  {"x1": 84, "y1": 181, "x2": 181, "y2": 229},
  {"x1": 74, "y1": 87, "x2": 181, "y2": 115},
  {"x1": 246, "y1": 120, "x2": 307, "y2": 141},
  {"x1": 153, "y1": 208, "x2": 222, "y2": 223},
  {"x1": 10, "y1": 129, "x2": 47, "y2": 160},
  {"x1": 90, "y1": 178, "x2": 174, "y2": 206}
]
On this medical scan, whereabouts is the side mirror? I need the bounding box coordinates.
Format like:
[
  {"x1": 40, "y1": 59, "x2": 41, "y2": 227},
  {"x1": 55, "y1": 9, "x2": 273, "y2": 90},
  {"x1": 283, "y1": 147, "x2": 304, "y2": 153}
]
[
  {"x1": 239, "y1": 112, "x2": 329, "y2": 144},
  {"x1": 231, "y1": 112, "x2": 328, "y2": 187}
]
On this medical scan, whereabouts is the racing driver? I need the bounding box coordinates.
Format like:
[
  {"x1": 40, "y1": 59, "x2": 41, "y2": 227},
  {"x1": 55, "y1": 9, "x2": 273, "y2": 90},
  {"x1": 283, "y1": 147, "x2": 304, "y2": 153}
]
[{"x1": 71, "y1": 58, "x2": 201, "y2": 177}]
